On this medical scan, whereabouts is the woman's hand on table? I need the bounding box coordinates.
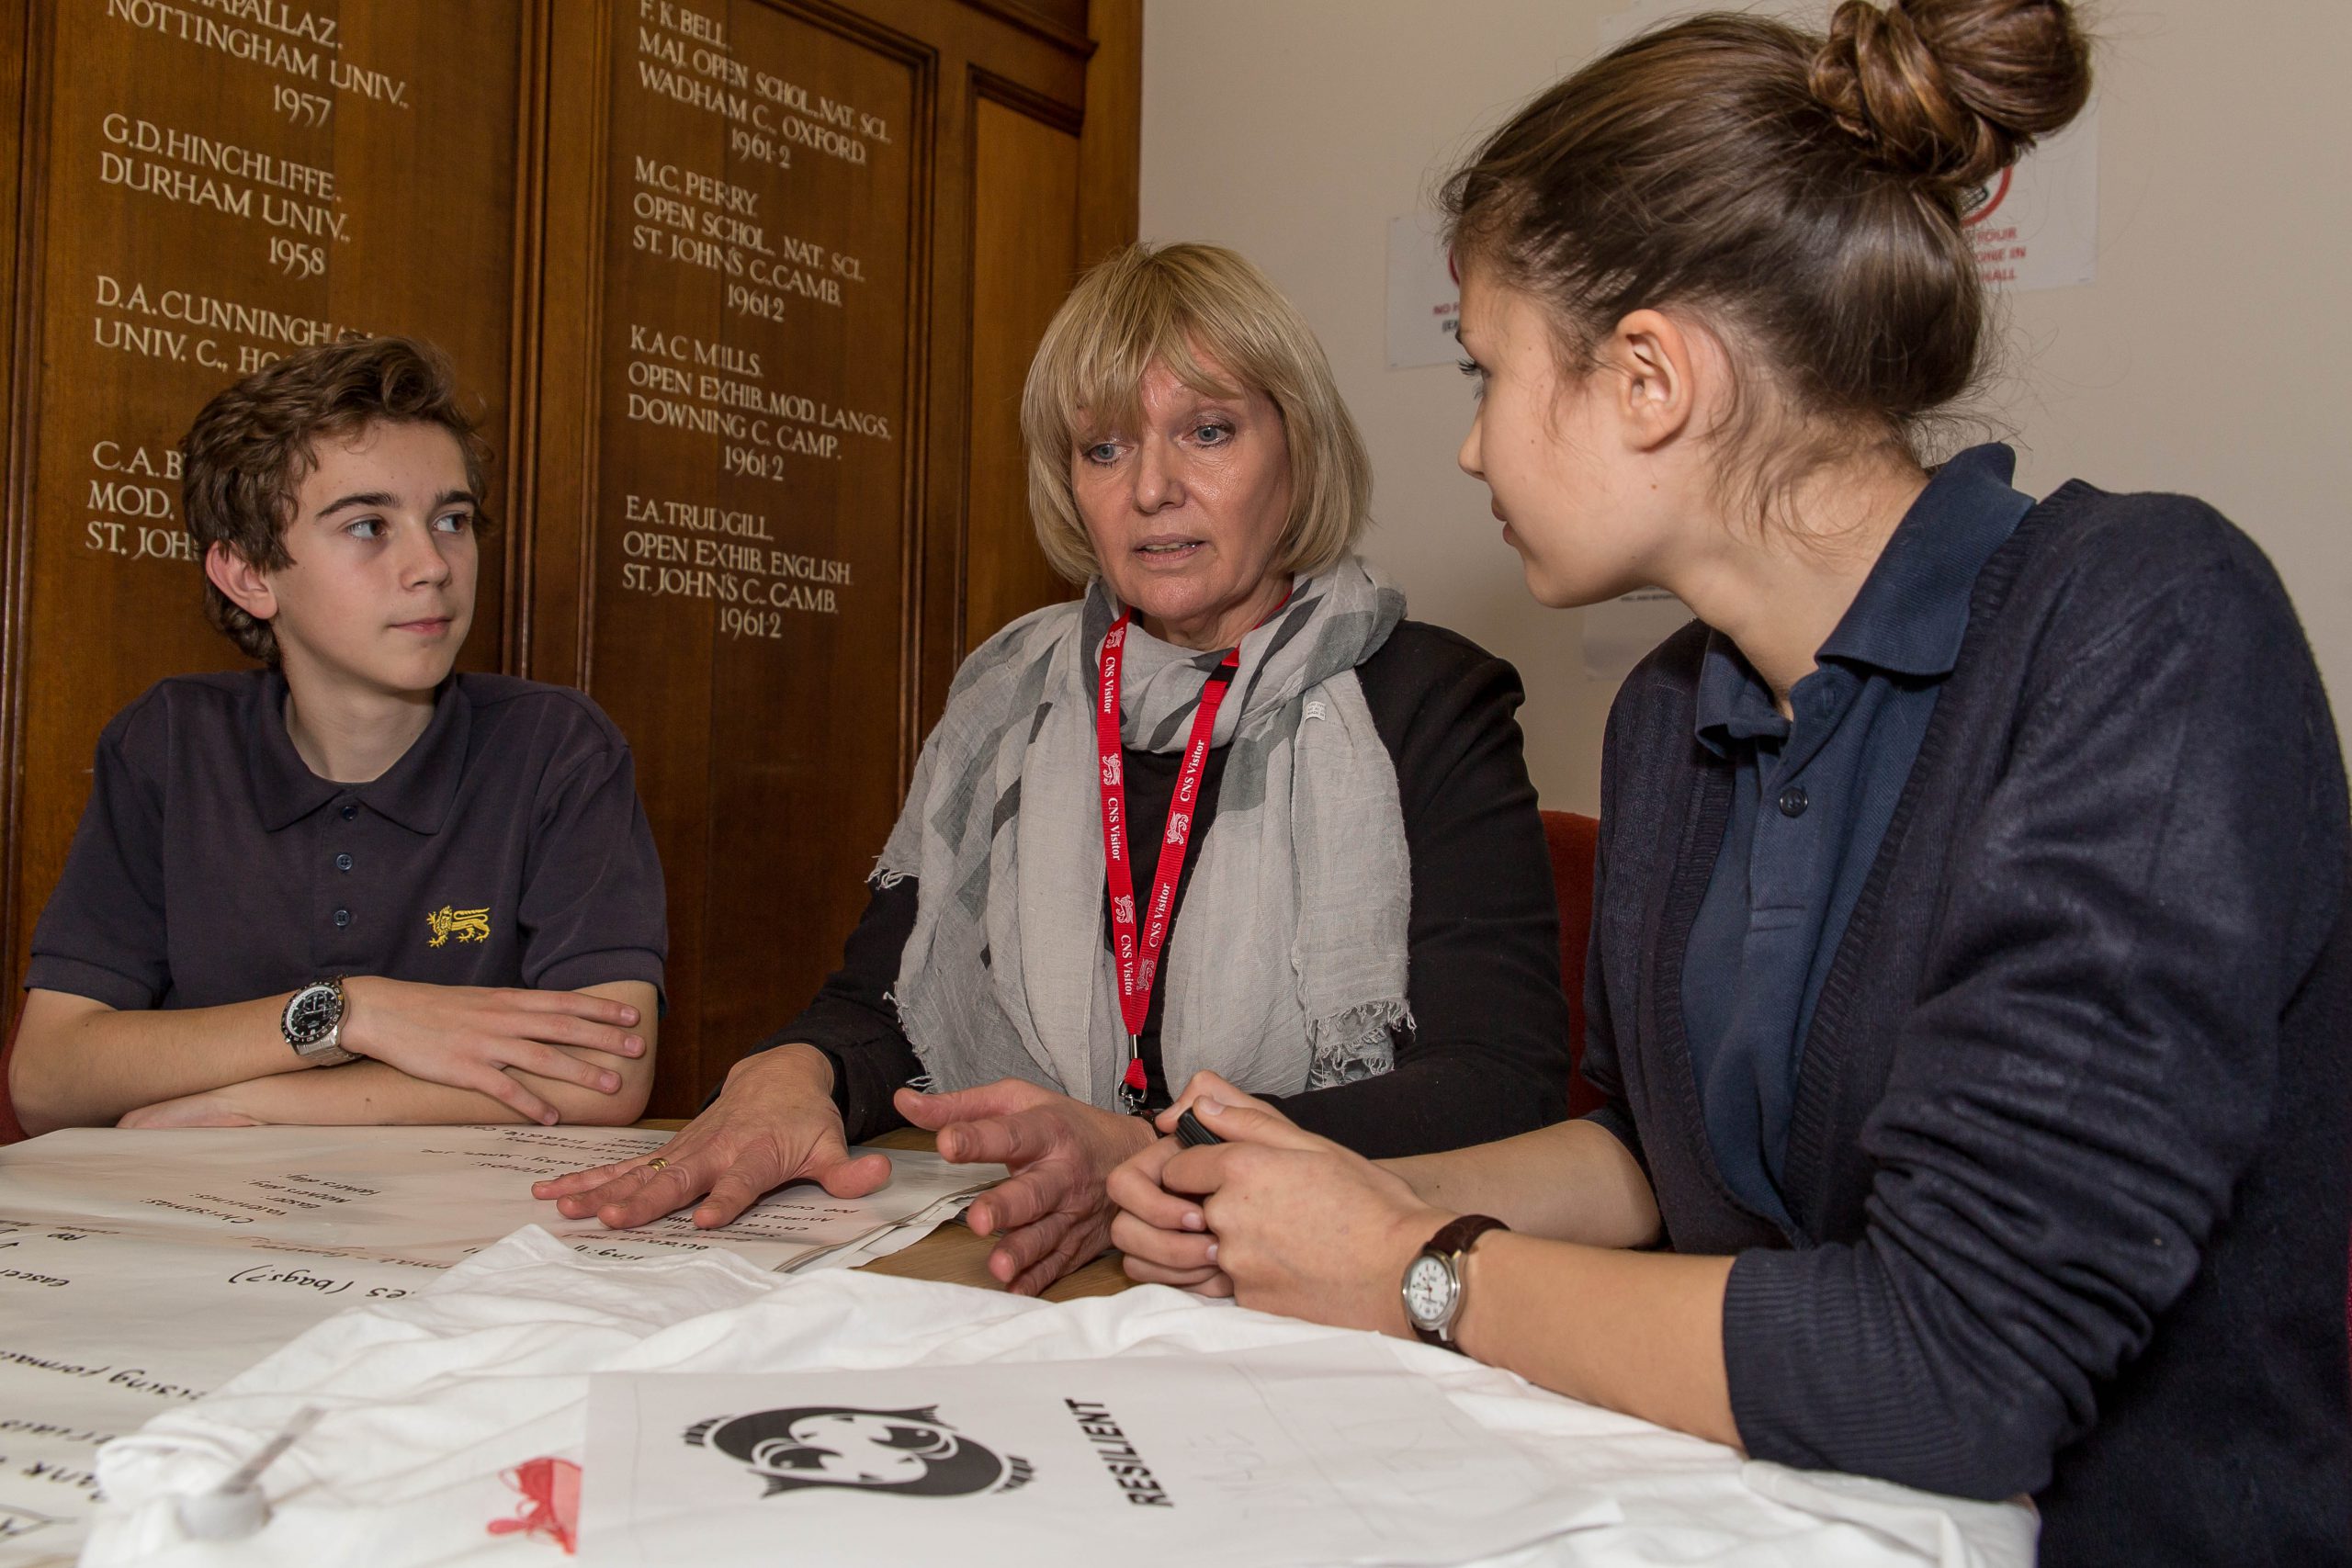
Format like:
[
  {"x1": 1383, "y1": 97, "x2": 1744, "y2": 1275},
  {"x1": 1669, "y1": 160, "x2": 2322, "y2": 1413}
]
[
  {"x1": 530, "y1": 1043, "x2": 890, "y2": 1229},
  {"x1": 1108, "y1": 1071, "x2": 1449, "y2": 1335},
  {"x1": 894, "y1": 1079, "x2": 1159, "y2": 1296}
]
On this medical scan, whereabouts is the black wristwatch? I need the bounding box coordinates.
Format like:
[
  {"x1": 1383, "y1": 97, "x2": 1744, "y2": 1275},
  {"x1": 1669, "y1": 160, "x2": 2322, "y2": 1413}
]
[
  {"x1": 282, "y1": 977, "x2": 357, "y2": 1066},
  {"x1": 1401, "y1": 1214, "x2": 1509, "y2": 1351}
]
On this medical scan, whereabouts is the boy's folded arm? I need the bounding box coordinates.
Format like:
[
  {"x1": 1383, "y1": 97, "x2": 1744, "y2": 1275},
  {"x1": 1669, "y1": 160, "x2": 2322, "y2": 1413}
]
[
  {"x1": 152, "y1": 979, "x2": 659, "y2": 1127},
  {"x1": 12, "y1": 979, "x2": 660, "y2": 1134},
  {"x1": 8, "y1": 987, "x2": 309, "y2": 1136}
]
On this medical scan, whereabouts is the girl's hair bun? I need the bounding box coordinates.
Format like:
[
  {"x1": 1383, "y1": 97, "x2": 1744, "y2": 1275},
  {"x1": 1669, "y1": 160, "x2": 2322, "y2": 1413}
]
[{"x1": 1808, "y1": 0, "x2": 2091, "y2": 195}]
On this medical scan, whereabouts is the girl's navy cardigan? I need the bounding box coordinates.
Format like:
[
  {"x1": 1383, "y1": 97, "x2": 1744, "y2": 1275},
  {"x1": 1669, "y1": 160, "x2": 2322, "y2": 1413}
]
[{"x1": 1584, "y1": 481, "x2": 2351, "y2": 1565}]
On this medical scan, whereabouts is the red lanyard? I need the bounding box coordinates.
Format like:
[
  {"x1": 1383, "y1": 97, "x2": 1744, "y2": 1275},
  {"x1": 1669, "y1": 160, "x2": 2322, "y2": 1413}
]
[{"x1": 1094, "y1": 611, "x2": 1241, "y2": 1111}]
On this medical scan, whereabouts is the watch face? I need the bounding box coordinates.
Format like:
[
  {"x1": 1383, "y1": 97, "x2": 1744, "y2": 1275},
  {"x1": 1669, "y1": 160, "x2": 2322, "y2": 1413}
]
[
  {"x1": 1403, "y1": 1253, "x2": 1455, "y2": 1329},
  {"x1": 286, "y1": 985, "x2": 340, "y2": 1045}
]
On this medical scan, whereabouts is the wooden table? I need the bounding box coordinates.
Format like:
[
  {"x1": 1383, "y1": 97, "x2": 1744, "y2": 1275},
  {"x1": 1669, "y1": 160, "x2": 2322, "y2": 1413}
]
[{"x1": 636, "y1": 1121, "x2": 1134, "y2": 1301}]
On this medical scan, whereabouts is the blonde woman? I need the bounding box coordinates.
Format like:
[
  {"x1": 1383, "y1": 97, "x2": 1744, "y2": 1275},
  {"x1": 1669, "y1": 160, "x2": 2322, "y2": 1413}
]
[{"x1": 539, "y1": 244, "x2": 1572, "y2": 1292}]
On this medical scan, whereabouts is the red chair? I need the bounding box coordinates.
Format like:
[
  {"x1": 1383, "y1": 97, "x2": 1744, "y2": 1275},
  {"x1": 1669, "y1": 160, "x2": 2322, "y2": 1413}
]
[{"x1": 1540, "y1": 809, "x2": 1607, "y2": 1119}]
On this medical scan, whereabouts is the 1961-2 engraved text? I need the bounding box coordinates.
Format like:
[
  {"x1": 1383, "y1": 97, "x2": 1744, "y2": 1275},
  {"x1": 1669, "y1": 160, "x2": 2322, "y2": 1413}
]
[{"x1": 606, "y1": 0, "x2": 904, "y2": 633}]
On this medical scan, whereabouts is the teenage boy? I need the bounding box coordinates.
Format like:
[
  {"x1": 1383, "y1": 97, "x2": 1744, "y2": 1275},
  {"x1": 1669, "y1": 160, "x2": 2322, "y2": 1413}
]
[{"x1": 5, "y1": 336, "x2": 666, "y2": 1136}]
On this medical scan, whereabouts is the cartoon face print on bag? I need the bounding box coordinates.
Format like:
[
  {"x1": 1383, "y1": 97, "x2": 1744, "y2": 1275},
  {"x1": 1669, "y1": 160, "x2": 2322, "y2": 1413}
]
[{"x1": 684, "y1": 1405, "x2": 1035, "y2": 1499}]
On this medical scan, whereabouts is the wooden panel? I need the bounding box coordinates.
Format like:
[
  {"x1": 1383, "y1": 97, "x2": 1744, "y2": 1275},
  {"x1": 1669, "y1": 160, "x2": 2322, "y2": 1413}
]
[
  {"x1": 530, "y1": 0, "x2": 1114, "y2": 1114},
  {"x1": 0, "y1": 0, "x2": 36, "y2": 998},
  {"x1": 581, "y1": 0, "x2": 930, "y2": 1112},
  {"x1": 1, "y1": 0, "x2": 527, "y2": 997},
  {"x1": 962, "y1": 91, "x2": 1079, "y2": 654},
  {"x1": 517, "y1": 0, "x2": 605, "y2": 693},
  {"x1": 1075, "y1": 0, "x2": 1138, "y2": 268},
  {"x1": 956, "y1": 0, "x2": 1088, "y2": 55}
]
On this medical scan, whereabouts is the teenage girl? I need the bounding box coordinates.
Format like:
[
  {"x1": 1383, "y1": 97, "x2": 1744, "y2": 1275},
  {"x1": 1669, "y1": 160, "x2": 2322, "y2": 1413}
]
[{"x1": 1107, "y1": 4, "x2": 2350, "y2": 1561}]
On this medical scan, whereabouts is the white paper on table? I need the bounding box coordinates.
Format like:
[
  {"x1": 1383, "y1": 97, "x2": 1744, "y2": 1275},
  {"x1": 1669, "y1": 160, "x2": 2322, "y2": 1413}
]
[
  {"x1": 0, "y1": 1129, "x2": 1000, "y2": 1567},
  {"x1": 580, "y1": 1341, "x2": 1611, "y2": 1567},
  {"x1": 0, "y1": 1215, "x2": 441, "y2": 1567},
  {"x1": 793, "y1": 1188, "x2": 982, "y2": 1273},
  {"x1": 0, "y1": 1125, "x2": 1001, "y2": 1271}
]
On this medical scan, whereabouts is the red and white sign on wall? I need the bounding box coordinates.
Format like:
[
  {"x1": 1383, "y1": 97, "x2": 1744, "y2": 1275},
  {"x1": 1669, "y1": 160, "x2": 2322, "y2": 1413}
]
[
  {"x1": 1597, "y1": 2, "x2": 2099, "y2": 295},
  {"x1": 1961, "y1": 110, "x2": 2100, "y2": 292}
]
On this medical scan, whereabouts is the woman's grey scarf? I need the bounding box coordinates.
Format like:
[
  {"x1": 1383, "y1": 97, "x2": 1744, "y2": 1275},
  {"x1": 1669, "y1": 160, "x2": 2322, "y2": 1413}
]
[{"x1": 877, "y1": 557, "x2": 1412, "y2": 1109}]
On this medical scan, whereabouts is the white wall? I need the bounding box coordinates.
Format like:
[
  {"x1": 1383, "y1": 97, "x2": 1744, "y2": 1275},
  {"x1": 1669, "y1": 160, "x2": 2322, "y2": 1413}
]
[{"x1": 1138, "y1": 0, "x2": 2352, "y2": 812}]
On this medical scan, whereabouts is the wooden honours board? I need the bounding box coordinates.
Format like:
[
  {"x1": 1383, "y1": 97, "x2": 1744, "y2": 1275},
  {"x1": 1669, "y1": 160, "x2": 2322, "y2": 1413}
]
[
  {"x1": 0, "y1": 0, "x2": 1137, "y2": 1117},
  {"x1": 588, "y1": 0, "x2": 919, "y2": 1102}
]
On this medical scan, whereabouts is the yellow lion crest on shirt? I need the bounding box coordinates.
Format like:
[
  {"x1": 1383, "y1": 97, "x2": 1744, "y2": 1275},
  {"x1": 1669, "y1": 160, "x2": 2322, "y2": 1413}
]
[{"x1": 425, "y1": 906, "x2": 492, "y2": 948}]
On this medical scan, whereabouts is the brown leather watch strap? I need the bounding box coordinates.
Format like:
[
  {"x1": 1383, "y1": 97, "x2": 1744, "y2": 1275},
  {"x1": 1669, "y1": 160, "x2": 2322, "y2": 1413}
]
[{"x1": 1425, "y1": 1213, "x2": 1510, "y2": 1259}]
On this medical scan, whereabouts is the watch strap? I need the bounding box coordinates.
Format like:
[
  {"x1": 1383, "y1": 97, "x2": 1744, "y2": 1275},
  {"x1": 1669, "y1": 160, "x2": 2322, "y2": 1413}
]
[
  {"x1": 1425, "y1": 1213, "x2": 1509, "y2": 1261},
  {"x1": 304, "y1": 1034, "x2": 358, "y2": 1067}
]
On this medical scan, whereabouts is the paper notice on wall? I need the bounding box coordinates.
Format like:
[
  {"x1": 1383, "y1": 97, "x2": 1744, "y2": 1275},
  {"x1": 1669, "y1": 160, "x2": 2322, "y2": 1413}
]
[
  {"x1": 1599, "y1": 4, "x2": 2098, "y2": 292},
  {"x1": 580, "y1": 1339, "x2": 1611, "y2": 1568},
  {"x1": 1584, "y1": 589, "x2": 1692, "y2": 682},
  {"x1": 1385, "y1": 214, "x2": 1462, "y2": 370},
  {"x1": 1600, "y1": 0, "x2": 1822, "y2": 51},
  {"x1": 1962, "y1": 110, "x2": 2098, "y2": 292}
]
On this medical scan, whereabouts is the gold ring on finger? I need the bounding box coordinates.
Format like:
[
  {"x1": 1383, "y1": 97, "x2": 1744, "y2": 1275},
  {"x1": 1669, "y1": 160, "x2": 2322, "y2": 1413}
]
[{"x1": 644, "y1": 1156, "x2": 668, "y2": 1173}]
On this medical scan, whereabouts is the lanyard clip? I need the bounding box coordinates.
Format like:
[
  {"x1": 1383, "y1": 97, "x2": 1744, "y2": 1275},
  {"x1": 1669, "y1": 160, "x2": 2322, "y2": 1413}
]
[{"x1": 1117, "y1": 1036, "x2": 1147, "y2": 1115}]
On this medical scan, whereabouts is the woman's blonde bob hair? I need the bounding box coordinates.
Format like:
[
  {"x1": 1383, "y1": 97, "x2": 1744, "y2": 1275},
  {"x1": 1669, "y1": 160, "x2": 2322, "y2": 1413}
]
[{"x1": 1019, "y1": 243, "x2": 1373, "y2": 585}]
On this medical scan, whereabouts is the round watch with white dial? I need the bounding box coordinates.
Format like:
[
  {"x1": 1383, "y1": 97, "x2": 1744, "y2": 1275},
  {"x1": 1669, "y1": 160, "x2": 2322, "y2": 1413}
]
[
  {"x1": 282, "y1": 976, "x2": 356, "y2": 1066},
  {"x1": 1401, "y1": 1214, "x2": 1509, "y2": 1350}
]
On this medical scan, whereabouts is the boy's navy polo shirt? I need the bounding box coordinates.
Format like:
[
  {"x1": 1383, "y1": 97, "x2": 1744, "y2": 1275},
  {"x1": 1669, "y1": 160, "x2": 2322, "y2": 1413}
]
[
  {"x1": 1680, "y1": 445, "x2": 2034, "y2": 1228},
  {"x1": 27, "y1": 671, "x2": 667, "y2": 1010}
]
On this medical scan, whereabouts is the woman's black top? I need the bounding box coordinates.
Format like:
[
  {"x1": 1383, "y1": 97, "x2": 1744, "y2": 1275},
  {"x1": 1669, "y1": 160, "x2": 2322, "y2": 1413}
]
[
  {"x1": 762, "y1": 619, "x2": 1572, "y2": 1157},
  {"x1": 1584, "y1": 481, "x2": 2350, "y2": 1563}
]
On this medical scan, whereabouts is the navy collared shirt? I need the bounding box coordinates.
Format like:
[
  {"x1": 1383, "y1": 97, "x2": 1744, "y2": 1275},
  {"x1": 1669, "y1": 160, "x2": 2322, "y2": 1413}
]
[
  {"x1": 1681, "y1": 445, "x2": 2034, "y2": 1228},
  {"x1": 28, "y1": 670, "x2": 667, "y2": 1010}
]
